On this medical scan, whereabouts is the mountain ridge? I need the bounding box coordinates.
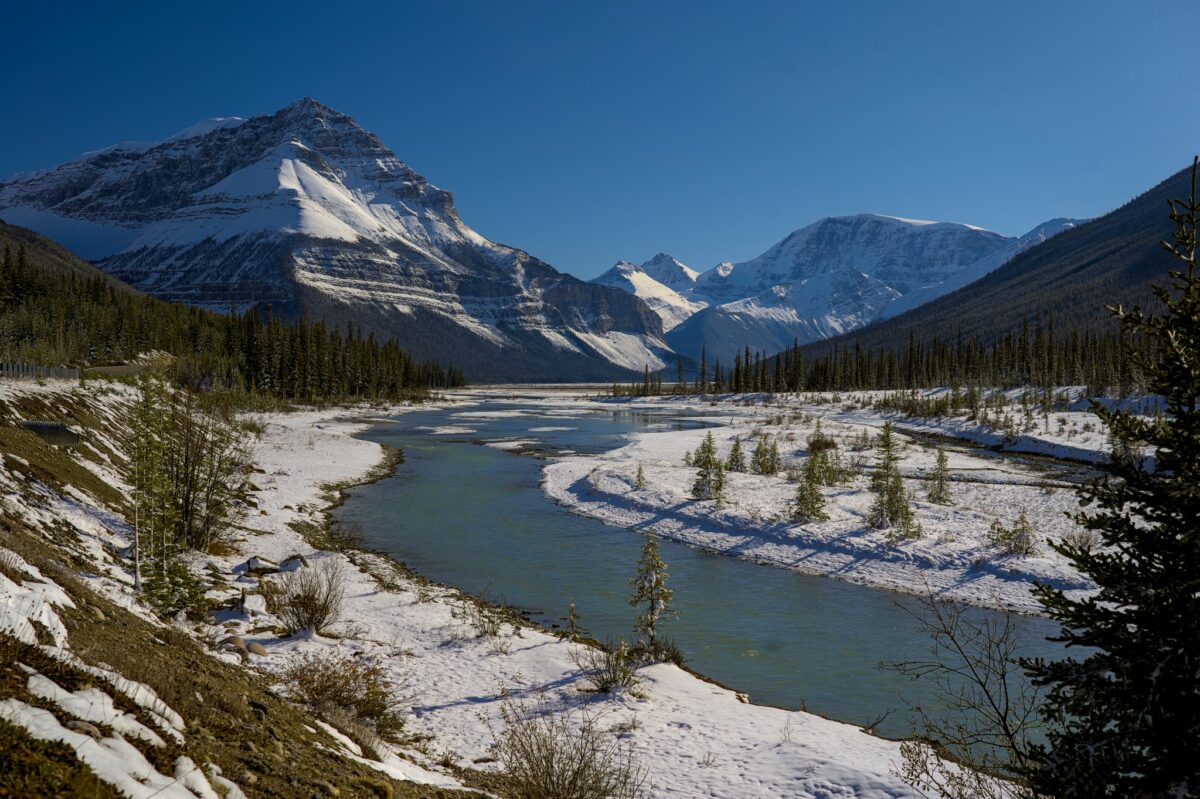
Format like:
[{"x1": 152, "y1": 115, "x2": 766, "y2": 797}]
[
  {"x1": 595, "y1": 213, "x2": 1081, "y2": 362},
  {"x1": 799, "y1": 162, "x2": 1192, "y2": 359},
  {"x1": 0, "y1": 98, "x2": 669, "y2": 382}
]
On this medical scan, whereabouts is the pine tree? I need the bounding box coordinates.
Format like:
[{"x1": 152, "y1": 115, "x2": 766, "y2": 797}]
[
  {"x1": 691, "y1": 432, "x2": 725, "y2": 502},
  {"x1": 792, "y1": 453, "x2": 829, "y2": 522},
  {"x1": 927, "y1": 446, "x2": 951, "y2": 504},
  {"x1": 629, "y1": 529, "x2": 674, "y2": 651},
  {"x1": 868, "y1": 422, "x2": 921, "y2": 539},
  {"x1": 725, "y1": 436, "x2": 746, "y2": 472},
  {"x1": 751, "y1": 436, "x2": 777, "y2": 475},
  {"x1": 1027, "y1": 158, "x2": 1200, "y2": 798},
  {"x1": 635, "y1": 463, "x2": 646, "y2": 489}
]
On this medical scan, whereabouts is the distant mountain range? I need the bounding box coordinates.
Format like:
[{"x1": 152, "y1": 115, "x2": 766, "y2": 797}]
[
  {"x1": 0, "y1": 99, "x2": 668, "y2": 382},
  {"x1": 800, "y1": 161, "x2": 1194, "y2": 359},
  {"x1": 1, "y1": 96, "x2": 1183, "y2": 383},
  {"x1": 592, "y1": 214, "x2": 1081, "y2": 363}
]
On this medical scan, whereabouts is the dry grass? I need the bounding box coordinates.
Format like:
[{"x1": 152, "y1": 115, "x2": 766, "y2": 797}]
[
  {"x1": 570, "y1": 639, "x2": 641, "y2": 694},
  {"x1": 282, "y1": 649, "x2": 410, "y2": 748}
]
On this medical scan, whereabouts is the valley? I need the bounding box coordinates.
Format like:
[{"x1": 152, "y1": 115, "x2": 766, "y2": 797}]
[{"x1": 2, "y1": 7, "x2": 1196, "y2": 793}]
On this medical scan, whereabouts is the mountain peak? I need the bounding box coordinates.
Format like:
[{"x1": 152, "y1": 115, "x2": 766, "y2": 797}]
[{"x1": 0, "y1": 100, "x2": 668, "y2": 380}]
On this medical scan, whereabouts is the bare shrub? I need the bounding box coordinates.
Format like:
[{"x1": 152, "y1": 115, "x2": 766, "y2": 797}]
[
  {"x1": 886, "y1": 591, "x2": 1039, "y2": 799},
  {"x1": 496, "y1": 698, "x2": 647, "y2": 799},
  {"x1": 465, "y1": 599, "x2": 503, "y2": 638},
  {"x1": 276, "y1": 559, "x2": 346, "y2": 634},
  {"x1": 570, "y1": 639, "x2": 640, "y2": 694},
  {"x1": 283, "y1": 649, "x2": 409, "y2": 745},
  {"x1": 1058, "y1": 527, "x2": 1101, "y2": 554},
  {"x1": 319, "y1": 520, "x2": 365, "y2": 552}
]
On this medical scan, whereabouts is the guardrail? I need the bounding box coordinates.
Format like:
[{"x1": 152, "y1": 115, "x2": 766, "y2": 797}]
[{"x1": 0, "y1": 363, "x2": 80, "y2": 381}]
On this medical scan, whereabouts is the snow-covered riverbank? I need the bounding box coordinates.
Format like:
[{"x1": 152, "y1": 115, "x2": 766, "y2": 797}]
[
  {"x1": 532, "y1": 389, "x2": 1106, "y2": 614},
  {"x1": 215, "y1": 400, "x2": 936, "y2": 798},
  {"x1": 3, "y1": 379, "x2": 1107, "y2": 797}
]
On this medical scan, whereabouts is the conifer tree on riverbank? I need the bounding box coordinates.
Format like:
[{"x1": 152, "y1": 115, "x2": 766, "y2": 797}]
[
  {"x1": 692, "y1": 432, "x2": 725, "y2": 502},
  {"x1": 1027, "y1": 158, "x2": 1200, "y2": 798},
  {"x1": 868, "y1": 422, "x2": 921, "y2": 540},
  {"x1": 630, "y1": 530, "x2": 674, "y2": 651},
  {"x1": 927, "y1": 447, "x2": 951, "y2": 504},
  {"x1": 793, "y1": 453, "x2": 829, "y2": 523}
]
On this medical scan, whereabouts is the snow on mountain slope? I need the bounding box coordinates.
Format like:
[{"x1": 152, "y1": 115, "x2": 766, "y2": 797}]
[
  {"x1": 592, "y1": 254, "x2": 707, "y2": 331},
  {"x1": 0, "y1": 99, "x2": 667, "y2": 381},
  {"x1": 661, "y1": 214, "x2": 1082, "y2": 362}
]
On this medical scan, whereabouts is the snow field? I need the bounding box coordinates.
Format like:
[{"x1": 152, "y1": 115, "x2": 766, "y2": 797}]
[{"x1": 541, "y1": 389, "x2": 1107, "y2": 614}]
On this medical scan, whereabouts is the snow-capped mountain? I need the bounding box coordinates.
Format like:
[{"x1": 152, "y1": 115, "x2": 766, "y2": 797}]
[
  {"x1": 648, "y1": 214, "x2": 1080, "y2": 362},
  {"x1": 0, "y1": 99, "x2": 668, "y2": 381},
  {"x1": 591, "y1": 253, "x2": 707, "y2": 331}
]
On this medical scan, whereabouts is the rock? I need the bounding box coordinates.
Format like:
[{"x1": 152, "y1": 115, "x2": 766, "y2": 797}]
[
  {"x1": 89, "y1": 607, "x2": 106, "y2": 622},
  {"x1": 280, "y1": 554, "x2": 309, "y2": 572},
  {"x1": 64, "y1": 617, "x2": 79, "y2": 631},
  {"x1": 313, "y1": 780, "x2": 340, "y2": 797},
  {"x1": 352, "y1": 778, "x2": 394, "y2": 799},
  {"x1": 220, "y1": 635, "x2": 247, "y2": 651},
  {"x1": 66, "y1": 720, "x2": 103, "y2": 740},
  {"x1": 244, "y1": 740, "x2": 258, "y2": 753},
  {"x1": 233, "y1": 556, "x2": 279, "y2": 577},
  {"x1": 246, "y1": 642, "x2": 269, "y2": 657},
  {"x1": 241, "y1": 771, "x2": 258, "y2": 785}
]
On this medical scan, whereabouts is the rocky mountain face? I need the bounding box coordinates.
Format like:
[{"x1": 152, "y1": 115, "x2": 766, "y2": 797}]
[
  {"x1": 591, "y1": 253, "x2": 707, "y2": 331},
  {"x1": 0, "y1": 99, "x2": 668, "y2": 381},
  {"x1": 598, "y1": 214, "x2": 1080, "y2": 363}
]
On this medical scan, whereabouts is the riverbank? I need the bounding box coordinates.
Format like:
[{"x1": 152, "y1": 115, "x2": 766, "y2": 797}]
[
  {"x1": 0, "y1": 379, "x2": 478, "y2": 798},
  {"x1": 0, "y1": 378, "x2": 1079, "y2": 797},
  {"x1": 537, "y1": 388, "x2": 1103, "y2": 614},
  {"x1": 222, "y1": 399, "x2": 935, "y2": 797}
]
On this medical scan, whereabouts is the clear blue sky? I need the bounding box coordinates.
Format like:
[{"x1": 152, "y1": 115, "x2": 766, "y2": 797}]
[{"x1": 2, "y1": 1, "x2": 1196, "y2": 278}]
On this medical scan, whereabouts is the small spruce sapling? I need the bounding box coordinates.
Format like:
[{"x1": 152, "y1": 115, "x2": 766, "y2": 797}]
[
  {"x1": 725, "y1": 436, "x2": 746, "y2": 472},
  {"x1": 927, "y1": 447, "x2": 952, "y2": 504},
  {"x1": 868, "y1": 422, "x2": 921, "y2": 540},
  {"x1": 691, "y1": 432, "x2": 725, "y2": 502},
  {"x1": 792, "y1": 453, "x2": 829, "y2": 522},
  {"x1": 629, "y1": 529, "x2": 675, "y2": 653}
]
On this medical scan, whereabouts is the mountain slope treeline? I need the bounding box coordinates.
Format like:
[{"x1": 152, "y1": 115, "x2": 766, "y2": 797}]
[
  {"x1": 799, "y1": 162, "x2": 1191, "y2": 360},
  {"x1": 618, "y1": 316, "x2": 1148, "y2": 397},
  {"x1": 0, "y1": 221, "x2": 465, "y2": 399}
]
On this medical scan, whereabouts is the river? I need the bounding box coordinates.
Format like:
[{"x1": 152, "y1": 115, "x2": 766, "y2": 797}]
[{"x1": 335, "y1": 396, "x2": 1065, "y2": 740}]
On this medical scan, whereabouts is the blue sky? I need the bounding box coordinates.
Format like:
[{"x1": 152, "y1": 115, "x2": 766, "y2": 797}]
[{"x1": 2, "y1": 1, "x2": 1196, "y2": 278}]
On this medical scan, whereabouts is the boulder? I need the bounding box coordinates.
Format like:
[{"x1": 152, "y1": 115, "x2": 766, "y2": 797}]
[
  {"x1": 233, "y1": 556, "x2": 280, "y2": 577},
  {"x1": 220, "y1": 635, "x2": 247, "y2": 651},
  {"x1": 246, "y1": 642, "x2": 269, "y2": 657},
  {"x1": 280, "y1": 554, "x2": 309, "y2": 572},
  {"x1": 66, "y1": 720, "x2": 103, "y2": 740}
]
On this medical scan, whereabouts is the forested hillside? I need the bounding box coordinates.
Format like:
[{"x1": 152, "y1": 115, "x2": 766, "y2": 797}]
[
  {"x1": 0, "y1": 221, "x2": 464, "y2": 399},
  {"x1": 800, "y1": 161, "x2": 1189, "y2": 359}
]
